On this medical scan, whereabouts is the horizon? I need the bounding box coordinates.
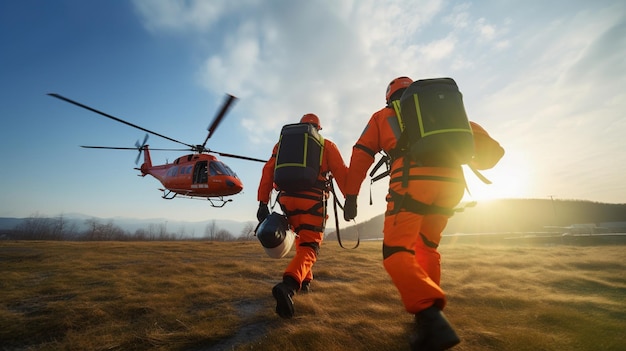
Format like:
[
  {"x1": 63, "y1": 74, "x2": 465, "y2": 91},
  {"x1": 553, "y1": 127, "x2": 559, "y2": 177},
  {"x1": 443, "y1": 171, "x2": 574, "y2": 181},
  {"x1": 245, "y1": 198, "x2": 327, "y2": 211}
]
[
  {"x1": 2, "y1": 196, "x2": 624, "y2": 224},
  {"x1": 3, "y1": 196, "x2": 623, "y2": 227}
]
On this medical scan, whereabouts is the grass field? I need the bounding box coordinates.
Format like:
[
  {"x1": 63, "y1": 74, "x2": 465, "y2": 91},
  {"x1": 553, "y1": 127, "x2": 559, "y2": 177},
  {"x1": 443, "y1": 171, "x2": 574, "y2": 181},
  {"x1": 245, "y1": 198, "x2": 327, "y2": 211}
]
[{"x1": 1, "y1": 240, "x2": 624, "y2": 350}]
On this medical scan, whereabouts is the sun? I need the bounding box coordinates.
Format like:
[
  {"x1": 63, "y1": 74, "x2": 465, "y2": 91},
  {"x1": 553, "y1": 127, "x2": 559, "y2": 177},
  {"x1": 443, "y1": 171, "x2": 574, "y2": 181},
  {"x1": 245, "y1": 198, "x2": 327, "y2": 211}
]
[{"x1": 462, "y1": 151, "x2": 530, "y2": 202}]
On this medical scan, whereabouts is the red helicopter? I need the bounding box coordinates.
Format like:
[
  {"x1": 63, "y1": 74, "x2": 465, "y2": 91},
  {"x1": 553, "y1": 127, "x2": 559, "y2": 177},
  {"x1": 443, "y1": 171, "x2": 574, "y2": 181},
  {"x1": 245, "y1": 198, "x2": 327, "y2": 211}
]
[{"x1": 49, "y1": 93, "x2": 266, "y2": 207}]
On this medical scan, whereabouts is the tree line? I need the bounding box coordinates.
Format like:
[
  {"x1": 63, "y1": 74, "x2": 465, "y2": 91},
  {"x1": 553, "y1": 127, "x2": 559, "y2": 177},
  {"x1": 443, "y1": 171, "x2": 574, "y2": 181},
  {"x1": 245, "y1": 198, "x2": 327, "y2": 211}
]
[{"x1": 1, "y1": 214, "x2": 257, "y2": 242}]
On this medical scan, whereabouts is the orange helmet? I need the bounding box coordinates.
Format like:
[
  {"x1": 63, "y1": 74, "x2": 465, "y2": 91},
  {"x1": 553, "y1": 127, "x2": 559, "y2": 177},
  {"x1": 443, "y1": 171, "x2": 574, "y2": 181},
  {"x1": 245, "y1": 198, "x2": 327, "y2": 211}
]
[
  {"x1": 386, "y1": 76, "x2": 413, "y2": 103},
  {"x1": 300, "y1": 113, "x2": 322, "y2": 130}
]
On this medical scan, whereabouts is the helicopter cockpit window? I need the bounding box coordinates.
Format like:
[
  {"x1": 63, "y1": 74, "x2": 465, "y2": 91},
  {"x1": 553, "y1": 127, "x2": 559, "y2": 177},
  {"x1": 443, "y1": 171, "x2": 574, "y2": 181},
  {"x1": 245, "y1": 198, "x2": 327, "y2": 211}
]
[
  {"x1": 222, "y1": 163, "x2": 238, "y2": 178},
  {"x1": 209, "y1": 161, "x2": 235, "y2": 176}
]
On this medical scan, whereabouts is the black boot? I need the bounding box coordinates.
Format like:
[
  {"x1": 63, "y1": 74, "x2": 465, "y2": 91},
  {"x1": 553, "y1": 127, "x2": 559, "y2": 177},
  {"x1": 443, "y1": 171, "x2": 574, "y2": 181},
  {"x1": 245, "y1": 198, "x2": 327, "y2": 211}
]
[
  {"x1": 272, "y1": 276, "x2": 298, "y2": 318},
  {"x1": 300, "y1": 280, "x2": 312, "y2": 294},
  {"x1": 409, "y1": 305, "x2": 460, "y2": 350}
]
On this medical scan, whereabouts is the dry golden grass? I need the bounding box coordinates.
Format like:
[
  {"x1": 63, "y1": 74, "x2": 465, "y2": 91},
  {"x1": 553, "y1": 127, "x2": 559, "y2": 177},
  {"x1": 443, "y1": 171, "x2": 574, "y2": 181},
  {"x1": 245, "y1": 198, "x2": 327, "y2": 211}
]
[{"x1": 1, "y1": 240, "x2": 624, "y2": 351}]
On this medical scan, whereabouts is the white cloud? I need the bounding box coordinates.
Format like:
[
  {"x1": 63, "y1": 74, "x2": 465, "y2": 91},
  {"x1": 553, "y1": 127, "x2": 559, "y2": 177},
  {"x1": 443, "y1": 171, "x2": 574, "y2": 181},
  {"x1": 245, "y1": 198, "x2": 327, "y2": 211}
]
[
  {"x1": 132, "y1": 0, "x2": 248, "y2": 32},
  {"x1": 418, "y1": 35, "x2": 457, "y2": 61},
  {"x1": 475, "y1": 19, "x2": 496, "y2": 40},
  {"x1": 444, "y1": 3, "x2": 472, "y2": 29},
  {"x1": 132, "y1": 0, "x2": 626, "y2": 213}
]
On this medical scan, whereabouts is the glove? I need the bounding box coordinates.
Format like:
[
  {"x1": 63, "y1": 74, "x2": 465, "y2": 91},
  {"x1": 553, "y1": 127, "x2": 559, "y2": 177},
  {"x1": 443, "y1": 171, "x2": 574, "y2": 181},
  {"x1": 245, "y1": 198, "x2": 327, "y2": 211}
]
[
  {"x1": 343, "y1": 195, "x2": 358, "y2": 221},
  {"x1": 256, "y1": 202, "x2": 270, "y2": 222}
]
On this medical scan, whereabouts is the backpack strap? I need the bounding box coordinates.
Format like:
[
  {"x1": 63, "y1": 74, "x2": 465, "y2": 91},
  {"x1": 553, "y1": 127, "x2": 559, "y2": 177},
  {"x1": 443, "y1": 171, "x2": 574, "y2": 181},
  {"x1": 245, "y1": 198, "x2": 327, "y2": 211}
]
[{"x1": 468, "y1": 164, "x2": 492, "y2": 184}]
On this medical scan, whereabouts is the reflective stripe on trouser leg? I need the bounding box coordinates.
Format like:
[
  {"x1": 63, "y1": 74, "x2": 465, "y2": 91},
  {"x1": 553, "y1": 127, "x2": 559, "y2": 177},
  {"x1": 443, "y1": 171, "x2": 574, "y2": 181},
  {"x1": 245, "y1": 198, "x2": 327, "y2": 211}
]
[{"x1": 383, "y1": 210, "x2": 446, "y2": 313}]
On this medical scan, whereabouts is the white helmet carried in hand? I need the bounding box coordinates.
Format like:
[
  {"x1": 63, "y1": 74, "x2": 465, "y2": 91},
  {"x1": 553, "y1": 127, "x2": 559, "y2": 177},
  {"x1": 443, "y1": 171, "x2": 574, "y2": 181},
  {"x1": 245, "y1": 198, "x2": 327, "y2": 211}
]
[{"x1": 256, "y1": 212, "x2": 296, "y2": 259}]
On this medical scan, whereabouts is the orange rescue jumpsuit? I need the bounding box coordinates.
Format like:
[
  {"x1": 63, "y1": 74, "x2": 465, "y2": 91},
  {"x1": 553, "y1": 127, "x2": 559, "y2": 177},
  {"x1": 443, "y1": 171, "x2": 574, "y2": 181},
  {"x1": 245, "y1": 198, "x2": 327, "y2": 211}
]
[
  {"x1": 346, "y1": 105, "x2": 478, "y2": 313},
  {"x1": 258, "y1": 139, "x2": 347, "y2": 289}
]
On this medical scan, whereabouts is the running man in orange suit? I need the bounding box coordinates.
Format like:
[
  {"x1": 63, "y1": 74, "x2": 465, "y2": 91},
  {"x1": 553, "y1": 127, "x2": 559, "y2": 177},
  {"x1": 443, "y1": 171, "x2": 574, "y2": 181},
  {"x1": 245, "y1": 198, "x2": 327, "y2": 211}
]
[
  {"x1": 257, "y1": 113, "x2": 348, "y2": 319},
  {"x1": 343, "y1": 76, "x2": 503, "y2": 350}
]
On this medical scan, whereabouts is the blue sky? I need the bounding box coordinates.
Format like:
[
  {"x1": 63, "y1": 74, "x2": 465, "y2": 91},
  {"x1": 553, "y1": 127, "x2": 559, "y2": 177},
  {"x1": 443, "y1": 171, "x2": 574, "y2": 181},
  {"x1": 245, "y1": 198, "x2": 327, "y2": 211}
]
[{"x1": 1, "y1": 0, "x2": 624, "y2": 224}]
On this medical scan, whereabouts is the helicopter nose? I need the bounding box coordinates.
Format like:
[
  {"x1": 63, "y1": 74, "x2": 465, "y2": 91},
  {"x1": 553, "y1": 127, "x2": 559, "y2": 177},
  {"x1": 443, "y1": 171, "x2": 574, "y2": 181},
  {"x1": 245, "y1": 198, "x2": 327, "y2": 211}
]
[{"x1": 226, "y1": 178, "x2": 243, "y2": 193}]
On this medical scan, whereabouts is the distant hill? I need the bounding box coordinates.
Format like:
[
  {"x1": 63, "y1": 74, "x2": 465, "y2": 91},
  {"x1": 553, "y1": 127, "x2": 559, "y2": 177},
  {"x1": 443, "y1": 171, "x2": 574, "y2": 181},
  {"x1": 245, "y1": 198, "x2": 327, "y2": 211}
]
[{"x1": 327, "y1": 198, "x2": 626, "y2": 241}]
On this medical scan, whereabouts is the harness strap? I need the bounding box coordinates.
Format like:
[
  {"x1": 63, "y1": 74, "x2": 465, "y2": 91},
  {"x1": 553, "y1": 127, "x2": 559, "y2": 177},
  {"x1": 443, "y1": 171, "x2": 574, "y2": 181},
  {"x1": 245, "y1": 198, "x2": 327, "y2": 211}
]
[
  {"x1": 369, "y1": 153, "x2": 391, "y2": 183},
  {"x1": 382, "y1": 236, "x2": 437, "y2": 260},
  {"x1": 354, "y1": 143, "x2": 376, "y2": 158},
  {"x1": 389, "y1": 172, "x2": 465, "y2": 185},
  {"x1": 382, "y1": 243, "x2": 414, "y2": 260},
  {"x1": 295, "y1": 223, "x2": 325, "y2": 234},
  {"x1": 386, "y1": 189, "x2": 455, "y2": 217},
  {"x1": 299, "y1": 241, "x2": 320, "y2": 255},
  {"x1": 420, "y1": 233, "x2": 439, "y2": 248},
  {"x1": 280, "y1": 191, "x2": 324, "y2": 201},
  {"x1": 278, "y1": 191, "x2": 327, "y2": 232},
  {"x1": 282, "y1": 199, "x2": 326, "y2": 218}
]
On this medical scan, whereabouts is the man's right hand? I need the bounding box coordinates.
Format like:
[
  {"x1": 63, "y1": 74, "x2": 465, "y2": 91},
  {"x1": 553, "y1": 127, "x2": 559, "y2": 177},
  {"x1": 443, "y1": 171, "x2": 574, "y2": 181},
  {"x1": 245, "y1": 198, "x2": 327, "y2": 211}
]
[
  {"x1": 343, "y1": 195, "x2": 357, "y2": 221},
  {"x1": 257, "y1": 202, "x2": 270, "y2": 222}
]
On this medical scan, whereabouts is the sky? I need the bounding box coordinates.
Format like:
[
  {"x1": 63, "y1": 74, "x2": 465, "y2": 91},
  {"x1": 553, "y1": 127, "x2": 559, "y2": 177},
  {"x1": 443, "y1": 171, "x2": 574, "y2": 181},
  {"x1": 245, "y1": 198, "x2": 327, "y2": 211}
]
[{"x1": 1, "y1": 0, "x2": 625, "y2": 226}]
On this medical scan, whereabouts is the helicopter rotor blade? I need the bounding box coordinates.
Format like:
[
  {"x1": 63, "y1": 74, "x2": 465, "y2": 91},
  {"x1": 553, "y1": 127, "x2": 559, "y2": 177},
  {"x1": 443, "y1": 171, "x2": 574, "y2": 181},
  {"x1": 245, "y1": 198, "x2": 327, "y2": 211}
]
[
  {"x1": 81, "y1": 146, "x2": 192, "y2": 151},
  {"x1": 48, "y1": 93, "x2": 196, "y2": 149},
  {"x1": 201, "y1": 94, "x2": 238, "y2": 151},
  {"x1": 212, "y1": 150, "x2": 266, "y2": 163},
  {"x1": 52, "y1": 92, "x2": 265, "y2": 164}
]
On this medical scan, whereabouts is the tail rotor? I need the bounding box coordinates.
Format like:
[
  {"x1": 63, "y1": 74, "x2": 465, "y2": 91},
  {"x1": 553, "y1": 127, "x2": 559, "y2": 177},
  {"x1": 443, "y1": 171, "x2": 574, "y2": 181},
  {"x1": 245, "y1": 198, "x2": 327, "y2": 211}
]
[{"x1": 135, "y1": 134, "x2": 149, "y2": 164}]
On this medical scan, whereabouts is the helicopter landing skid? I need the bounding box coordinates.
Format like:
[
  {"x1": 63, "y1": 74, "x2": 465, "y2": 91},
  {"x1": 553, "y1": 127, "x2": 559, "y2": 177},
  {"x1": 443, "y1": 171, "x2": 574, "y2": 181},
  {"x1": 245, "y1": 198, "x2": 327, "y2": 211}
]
[
  {"x1": 159, "y1": 189, "x2": 232, "y2": 207},
  {"x1": 161, "y1": 190, "x2": 178, "y2": 199},
  {"x1": 206, "y1": 197, "x2": 232, "y2": 208}
]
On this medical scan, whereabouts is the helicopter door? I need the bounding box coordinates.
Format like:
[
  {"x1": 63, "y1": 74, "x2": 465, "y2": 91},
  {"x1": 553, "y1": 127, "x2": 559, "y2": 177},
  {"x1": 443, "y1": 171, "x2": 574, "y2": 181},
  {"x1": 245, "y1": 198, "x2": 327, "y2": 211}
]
[{"x1": 193, "y1": 161, "x2": 208, "y2": 184}]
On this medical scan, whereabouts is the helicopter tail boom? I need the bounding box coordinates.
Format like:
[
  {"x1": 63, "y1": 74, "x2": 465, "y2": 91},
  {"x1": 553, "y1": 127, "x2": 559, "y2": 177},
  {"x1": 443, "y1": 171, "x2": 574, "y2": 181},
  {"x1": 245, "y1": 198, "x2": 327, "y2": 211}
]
[{"x1": 139, "y1": 145, "x2": 152, "y2": 175}]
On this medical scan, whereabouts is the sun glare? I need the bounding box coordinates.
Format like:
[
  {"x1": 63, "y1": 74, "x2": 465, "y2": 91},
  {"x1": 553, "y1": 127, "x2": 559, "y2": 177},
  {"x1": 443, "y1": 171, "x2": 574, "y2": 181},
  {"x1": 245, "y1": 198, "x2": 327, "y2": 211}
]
[{"x1": 462, "y1": 151, "x2": 530, "y2": 202}]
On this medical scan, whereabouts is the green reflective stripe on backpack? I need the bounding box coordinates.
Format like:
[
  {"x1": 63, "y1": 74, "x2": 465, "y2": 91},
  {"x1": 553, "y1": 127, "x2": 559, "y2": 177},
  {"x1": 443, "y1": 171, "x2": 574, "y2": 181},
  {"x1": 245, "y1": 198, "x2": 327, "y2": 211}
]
[
  {"x1": 410, "y1": 93, "x2": 473, "y2": 137},
  {"x1": 275, "y1": 133, "x2": 324, "y2": 169},
  {"x1": 319, "y1": 135, "x2": 325, "y2": 166},
  {"x1": 392, "y1": 99, "x2": 405, "y2": 132}
]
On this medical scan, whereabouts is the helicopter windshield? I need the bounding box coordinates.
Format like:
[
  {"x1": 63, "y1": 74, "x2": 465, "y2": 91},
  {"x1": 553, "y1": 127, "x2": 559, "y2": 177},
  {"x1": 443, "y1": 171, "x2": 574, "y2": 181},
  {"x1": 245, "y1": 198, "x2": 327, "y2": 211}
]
[
  {"x1": 222, "y1": 163, "x2": 238, "y2": 178},
  {"x1": 209, "y1": 161, "x2": 237, "y2": 178}
]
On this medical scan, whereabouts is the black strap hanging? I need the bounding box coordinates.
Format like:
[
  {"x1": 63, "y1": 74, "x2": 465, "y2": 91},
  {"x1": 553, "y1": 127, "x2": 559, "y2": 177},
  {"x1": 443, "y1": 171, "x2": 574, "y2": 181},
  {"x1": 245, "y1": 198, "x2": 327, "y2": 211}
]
[{"x1": 328, "y1": 176, "x2": 359, "y2": 249}]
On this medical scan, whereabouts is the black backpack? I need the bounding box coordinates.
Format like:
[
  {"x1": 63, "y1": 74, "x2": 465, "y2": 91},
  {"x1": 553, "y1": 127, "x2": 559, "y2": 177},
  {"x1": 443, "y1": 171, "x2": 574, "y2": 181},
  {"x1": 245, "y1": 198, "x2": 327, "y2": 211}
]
[
  {"x1": 391, "y1": 77, "x2": 474, "y2": 167},
  {"x1": 273, "y1": 123, "x2": 324, "y2": 192}
]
